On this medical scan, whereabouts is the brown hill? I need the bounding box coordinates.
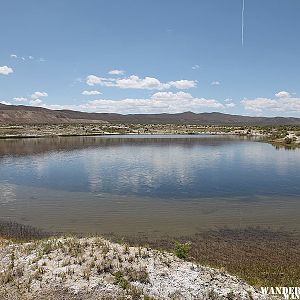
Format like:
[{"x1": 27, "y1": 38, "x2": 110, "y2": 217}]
[{"x1": 0, "y1": 103, "x2": 300, "y2": 126}]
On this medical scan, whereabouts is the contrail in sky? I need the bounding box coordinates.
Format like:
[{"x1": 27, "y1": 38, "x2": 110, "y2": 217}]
[{"x1": 242, "y1": 0, "x2": 245, "y2": 46}]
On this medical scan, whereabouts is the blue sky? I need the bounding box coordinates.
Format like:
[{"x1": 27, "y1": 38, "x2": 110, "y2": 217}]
[{"x1": 0, "y1": 0, "x2": 300, "y2": 116}]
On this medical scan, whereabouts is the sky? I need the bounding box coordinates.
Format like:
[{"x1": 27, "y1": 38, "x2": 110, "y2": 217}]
[{"x1": 0, "y1": 0, "x2": 300, "y2": 117}]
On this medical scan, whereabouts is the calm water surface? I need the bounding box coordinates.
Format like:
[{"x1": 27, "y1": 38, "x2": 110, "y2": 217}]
[{"x1": 0, "y1": 135, "x2": 299, "y2": 236}]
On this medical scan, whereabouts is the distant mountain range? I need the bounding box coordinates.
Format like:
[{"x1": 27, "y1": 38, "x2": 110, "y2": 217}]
[{"x1": 1, "y1": 103, "x2": 300, "y2": 126}]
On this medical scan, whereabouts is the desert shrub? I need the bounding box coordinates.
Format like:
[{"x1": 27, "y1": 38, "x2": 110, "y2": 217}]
[
  {"x1": 174, "y1": 241, "x2": 191, "y2": 260},
  {"x1": 125, "y1": 267, "x2": 150, "y2": 284},
  {"x1": 114, "y1": 271, "x2": 129, "y2": 289}
]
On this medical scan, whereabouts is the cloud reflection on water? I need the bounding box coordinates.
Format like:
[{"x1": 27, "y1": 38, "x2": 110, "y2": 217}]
[
  {"x1": 0, "y1": 183, "x2": 16, "y2": 203},
  {"x1": 0, "y1": 136, "x2": 299, "y2": 198}
]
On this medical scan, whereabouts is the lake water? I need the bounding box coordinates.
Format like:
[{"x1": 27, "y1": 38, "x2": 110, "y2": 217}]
[{"x1": 0, "y1": 135, "x2": 299, "y2": 236}]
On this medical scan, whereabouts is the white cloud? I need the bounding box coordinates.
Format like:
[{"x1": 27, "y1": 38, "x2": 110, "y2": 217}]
[
  {"x1": 13, "y1": 97, "x2": 28, "y2": 102},
  {"x1": 86, "y1": 75, "x2": 115, "y2": 86},
  {"x1": 108, "y1": 69, "x2": 125, "y2": 75},
  {"x1": 10, "y1": 54, "x2": 37, "y2": 62},
  {"x1": 31, "y1": 91, "x2": 48, "y2": 99},
  {"x1": 192, "y1": 64, "x2": 200, "y2": 70},
  {"x1": 275, "y1": 91, "x2": 291, "y2": 98},
  {"x1": 116, "y1": 75, "x2": 170, "y2": 90},
  {"x1": 0, "y1": 66, "x2": 13, "y2": 75},
  {"x1": 29, "y1": 99, "x2": 43, "y2": 105},
  {"x1": 225, "y1": 102, "x2": 236, "y2": 108},
  {"x1": 241, "y1": 91, "x2": 300, "y2": 113},
  {"x1": 169, "y1": 80, "x2": 197, "y2": 89},
  {"x1": 82, "y1": 90, "x2": 102, "y2": 95},
  {"x1": 11, "y1": 92, "x2": 47, "y2": 106},
  {"x1": 242, "y1": 98, "x2": 280, "y2": 112},
  {"x1": 86, "y1": 74, "x2": 197, "y2": 90},
  {"x1": 0, "y1": 101, "x2": 11, "y2": 105},
  {"x1": 24, "y1": 91, "x2": 226, "y2": 115},
  {"x1": 211, "y1": 81, "x2": 220, "y2": 86},
  {"x1": 82, "y1": 91, "x2": 224, "y2": 114}
]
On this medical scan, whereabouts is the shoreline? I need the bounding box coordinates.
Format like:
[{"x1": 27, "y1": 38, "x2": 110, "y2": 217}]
[
  {"x1": 0, "y1": 132, "x2": 299, "y2": 149},
  {"x1": 0, "y1": 123, "x2": 299, "y2": 148}
]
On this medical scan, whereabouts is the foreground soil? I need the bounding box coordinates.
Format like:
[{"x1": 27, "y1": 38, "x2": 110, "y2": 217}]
[{"x1": 0, "y1": 236, "x2": 270, "y2": 300}]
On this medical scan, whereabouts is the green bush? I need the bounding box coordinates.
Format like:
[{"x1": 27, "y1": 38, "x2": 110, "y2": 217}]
[
  {"x1": 174, "y1": 241, "x2": 191, "y2": 260},
  {"x1": 114, "y1": 271, "x2": 129, "y2": 289}
]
